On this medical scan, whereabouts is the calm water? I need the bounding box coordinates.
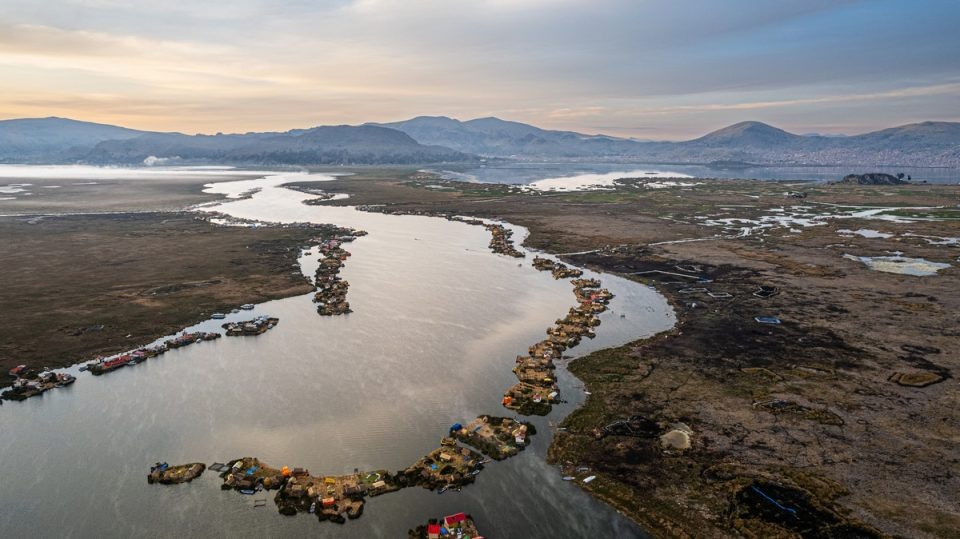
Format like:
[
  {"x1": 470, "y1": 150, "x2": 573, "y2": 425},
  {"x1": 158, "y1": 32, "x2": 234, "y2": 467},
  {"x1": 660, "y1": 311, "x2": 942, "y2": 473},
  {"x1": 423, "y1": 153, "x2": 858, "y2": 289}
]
[
  {"x1": 428, "y1": 162, "x2": 960, "y2": 185},
  {"x1": 0, "y1": 170, "x2": 674, "y2": 538}
]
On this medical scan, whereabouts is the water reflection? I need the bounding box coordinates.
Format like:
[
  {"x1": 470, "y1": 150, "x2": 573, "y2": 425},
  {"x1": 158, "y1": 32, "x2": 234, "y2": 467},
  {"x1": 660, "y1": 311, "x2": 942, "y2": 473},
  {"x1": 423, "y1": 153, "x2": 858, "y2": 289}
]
[{"x1": 0, "y1": 171, "x2": 673, "y2": 538}]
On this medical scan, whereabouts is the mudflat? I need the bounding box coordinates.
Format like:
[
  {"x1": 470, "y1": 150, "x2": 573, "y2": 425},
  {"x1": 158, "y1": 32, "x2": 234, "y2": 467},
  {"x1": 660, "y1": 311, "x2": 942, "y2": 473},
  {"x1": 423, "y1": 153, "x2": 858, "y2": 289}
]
[
  {"x1": 312, "y1": 171, "x2": 959, "y2": 538},
  {"x1": 0, "y1": 211, "x2": 321, "y2": 384}
]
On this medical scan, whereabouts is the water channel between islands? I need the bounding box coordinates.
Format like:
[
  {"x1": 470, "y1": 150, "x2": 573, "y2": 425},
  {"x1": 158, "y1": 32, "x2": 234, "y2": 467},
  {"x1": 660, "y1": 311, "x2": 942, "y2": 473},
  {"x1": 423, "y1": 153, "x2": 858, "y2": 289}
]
[{"x1": 0, "y1": 170, "x2": 675, "y2": 538}]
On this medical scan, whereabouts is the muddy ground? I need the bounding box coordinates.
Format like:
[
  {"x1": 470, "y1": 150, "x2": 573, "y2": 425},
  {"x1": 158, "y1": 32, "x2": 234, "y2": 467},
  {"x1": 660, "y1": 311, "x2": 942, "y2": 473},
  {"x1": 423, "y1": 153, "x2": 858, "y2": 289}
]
[
  {"x1": 310, "y1": 172, "x2": 960, "y2": 538},
  {"x1": 0, "y1": 172, "x2": 247, "y2": 215},
  {"x1": 0, "y1": 212, "x2": 320, "y2": 384}
]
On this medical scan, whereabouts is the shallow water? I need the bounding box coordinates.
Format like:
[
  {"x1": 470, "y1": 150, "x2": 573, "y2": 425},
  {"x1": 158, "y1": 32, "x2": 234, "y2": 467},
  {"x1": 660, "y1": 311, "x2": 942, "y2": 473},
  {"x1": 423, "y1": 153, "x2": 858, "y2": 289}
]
[
  {"x1": 0, "y1": 170, "x2": 675, "y2": 537},
  {"x1": 843, "y1": 253, "x2": 951, "y2": 276},
  {"x1": 429, "y1": 162, "x2": 960, "y2": 185}
]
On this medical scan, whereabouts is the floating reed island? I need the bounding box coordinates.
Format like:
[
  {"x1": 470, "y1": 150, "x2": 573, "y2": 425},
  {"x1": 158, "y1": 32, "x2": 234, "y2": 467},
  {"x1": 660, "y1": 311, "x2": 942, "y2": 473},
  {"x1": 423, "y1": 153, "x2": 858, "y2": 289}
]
[
  {"x1": 503, "y1": 262, "x2": 614, "y2": 415},
  {"x1": 222, "y1": 316, "x2": 279, "y2": 336},
  {"x1": 84, "y1": 331, "x2": 221, "y2": 376},
  {"x1": 155, "y1": 416, "x2": 534, "y2": 526},
  {"x1": 1, "y1": 366, "x2": 75, "y2": 402},
  {"x1": 532, "y1": 256, "x2": 583, "y2": 279},
  {"x1": 147, "y1": 462, "x2": 205, "y2": 485},
  {"x1": 483, "y1": 223, "x2": 524, "y2": 258},
  {"x1": 313, "y1": 238, "x2": 354, "y2": 316}
]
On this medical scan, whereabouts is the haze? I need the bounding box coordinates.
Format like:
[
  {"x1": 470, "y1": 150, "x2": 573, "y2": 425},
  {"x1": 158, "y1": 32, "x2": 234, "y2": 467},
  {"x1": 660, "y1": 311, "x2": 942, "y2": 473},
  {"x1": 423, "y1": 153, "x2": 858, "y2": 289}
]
[{"x1": 1, "y1": 0, "x2": 958, "y2": 139}]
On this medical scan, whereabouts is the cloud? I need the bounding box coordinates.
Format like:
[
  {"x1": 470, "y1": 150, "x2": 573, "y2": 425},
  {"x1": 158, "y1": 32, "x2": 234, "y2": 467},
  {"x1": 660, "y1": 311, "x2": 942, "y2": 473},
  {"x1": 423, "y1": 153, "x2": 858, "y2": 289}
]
[{"x1": 0, "y1": 0, "x2": 957, "y2": 136}]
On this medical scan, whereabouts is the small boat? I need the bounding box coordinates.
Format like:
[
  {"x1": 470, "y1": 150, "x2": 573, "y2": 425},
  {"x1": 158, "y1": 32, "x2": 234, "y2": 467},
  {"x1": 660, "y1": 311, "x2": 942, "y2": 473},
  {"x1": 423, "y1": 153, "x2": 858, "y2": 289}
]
[
  {"x1": 239, "y1": 489, "x2": 256, "y2": 495},
  {"x1": 438, "y1": 485, "x2": 450, "y2": 494},
  {"x1": 240, "y1": 304, "x2": 255, "y2": 310},
  {"x1": 470, "y1": 470, "x2": 481, "y2": 476},
  {"x1": 211, "y1": 313, "x2": 226, "y2": 319},
  {"x1": 230, "y1": 309, "x2": 240, "y2": 314},
  {"x1": 309, "y1": 502, "x2": 316, "y2": 513},
  {"x1": 582, "y1": 475, "x2": 596, "y2": 484},
  {"x1": 562, "y1": 476, "x2": 575, "y2": 481}
]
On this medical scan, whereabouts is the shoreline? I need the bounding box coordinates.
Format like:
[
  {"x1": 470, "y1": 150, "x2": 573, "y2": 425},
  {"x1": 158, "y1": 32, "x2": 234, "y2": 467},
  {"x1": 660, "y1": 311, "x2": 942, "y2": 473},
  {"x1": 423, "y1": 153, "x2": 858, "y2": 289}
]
[{"x1": 0, "y1": 210, "x2": 341, "y2": 388}]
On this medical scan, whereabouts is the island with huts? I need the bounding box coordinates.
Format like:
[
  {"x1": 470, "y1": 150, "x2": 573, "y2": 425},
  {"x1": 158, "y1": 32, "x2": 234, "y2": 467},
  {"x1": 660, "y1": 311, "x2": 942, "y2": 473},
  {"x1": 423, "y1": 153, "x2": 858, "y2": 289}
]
[
  {"x1": 313, "y1": 237, "x2": 357, "y2": 316},
  {"x1": 2, "y1": 364, "x2": 76, "y2": 402},
  {"x1": 503, "y1": 263, "x2": 614, "y2": 415},
  {"x1": 222, "y1": 316, "x2": 279, "y2": 336},
  {"x1": 84, "y1": 330, "x2": 221, "y2": 376},
  {"x1": 151, "y1": 415, "x2": 535, "y2": 526},
  {"x1": 147, "y1": 462, "x2": 205, "y2": 485}
]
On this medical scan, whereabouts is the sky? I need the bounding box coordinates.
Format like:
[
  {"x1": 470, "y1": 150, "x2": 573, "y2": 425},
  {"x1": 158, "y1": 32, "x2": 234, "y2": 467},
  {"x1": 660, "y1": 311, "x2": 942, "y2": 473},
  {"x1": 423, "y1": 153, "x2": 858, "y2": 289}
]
[{"x1": 0, "y1": 0, "x2": 958, "y2": 139}]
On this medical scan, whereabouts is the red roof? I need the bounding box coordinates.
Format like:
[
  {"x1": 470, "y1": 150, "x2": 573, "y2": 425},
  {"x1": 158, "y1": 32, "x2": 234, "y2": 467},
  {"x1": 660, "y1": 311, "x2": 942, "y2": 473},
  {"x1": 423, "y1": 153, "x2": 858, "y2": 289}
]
[
  {"x1": 427, "y1": 523, "x2": 441, "y2": 537},
  {"x1": 444, "y1": 512, "x2": 466, "y2": 526}
]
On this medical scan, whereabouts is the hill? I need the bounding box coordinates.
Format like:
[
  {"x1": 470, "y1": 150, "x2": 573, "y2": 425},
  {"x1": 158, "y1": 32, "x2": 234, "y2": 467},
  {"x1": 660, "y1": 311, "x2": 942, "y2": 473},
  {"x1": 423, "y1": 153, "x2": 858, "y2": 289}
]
[
  {"x1": 689, "y1": 121, "x2": 803, "y2": 146},
  {"x1": 377, "y1": 117, "x2": 960, "y2": 166},
  {"x1": 0, "y1": 117, "x2": 148, "y2": 162},
  {"x1": 1, "y1": 116, "x2": 957, "y2": 167},
  {"x1": 372, "y1": 116, "x2": 649, "y2": 158},
  {"x1": 0, "y1": 120, "x2": 474, "y2": 165}
]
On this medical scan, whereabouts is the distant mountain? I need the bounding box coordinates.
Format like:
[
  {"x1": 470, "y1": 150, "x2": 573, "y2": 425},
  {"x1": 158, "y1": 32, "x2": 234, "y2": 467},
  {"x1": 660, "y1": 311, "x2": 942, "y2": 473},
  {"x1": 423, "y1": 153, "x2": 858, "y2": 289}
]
[
  {"x1": 0, "y1": 119, "x2": 474, "y2": 165},
  {"x1": 666, "y1": 120, "x2": 960, "y2": 167},
  {"x1": 371, "y1": 116, "x2": 648, "y2": 158},
  {"x1": 0, "y1": 117, "x2": 148, "y2": 162},
  {"x1": 690, "y1": 121, "x2": 802, "y2": 146},
  {"x1": 1, "y1": 116, "x2": 957, "y2": 167},
  {"x1": 377, "y1": 117, "x2": 960, "y2": 166},
  {"x1": 88, "y1": 125, "x2": 473, "y2": 165}
]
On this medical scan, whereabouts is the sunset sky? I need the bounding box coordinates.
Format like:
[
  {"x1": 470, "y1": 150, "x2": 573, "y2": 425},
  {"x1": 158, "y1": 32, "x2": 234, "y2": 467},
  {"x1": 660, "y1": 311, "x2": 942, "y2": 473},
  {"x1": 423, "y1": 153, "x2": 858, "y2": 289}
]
[{"x1": 1, "y1": 0, "x2": 958, "y2": 139}]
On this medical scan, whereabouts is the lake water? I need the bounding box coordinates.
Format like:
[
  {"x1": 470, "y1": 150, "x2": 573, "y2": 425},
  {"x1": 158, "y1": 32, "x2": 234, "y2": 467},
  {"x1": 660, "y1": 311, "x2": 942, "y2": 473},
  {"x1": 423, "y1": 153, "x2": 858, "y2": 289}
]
[
  {"x1": 428, "y1": 162, "x2": 960, "y2": 185},
  {"x1": 0, "y1": 170, "x2": 675, "y2": 538}
]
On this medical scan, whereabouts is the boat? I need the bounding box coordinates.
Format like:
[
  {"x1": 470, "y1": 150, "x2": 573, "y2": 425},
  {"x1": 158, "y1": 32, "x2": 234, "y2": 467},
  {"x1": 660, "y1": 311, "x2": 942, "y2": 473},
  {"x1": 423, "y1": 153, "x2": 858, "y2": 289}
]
[
  {"x1": 582, "y1": 475, "x2": 596, "y2": 484},
  {"x1": 230, "y1": 309, "x2": 240, "y2": 314},
  {"x1": 562, "y1": 476, "x2": 575, "y2": 481},
  {"x1": 438, "y1": 485, "x2": 450, "y2": 494},
  {"x1": 239, "y1": 489, "x2": 256, "y2": 495},
  {"x1": 211, "y1": 313, "x2": 226, "y2": 319},
  {"x1": 309, "y1": 502, "x2": 316, "y2": 513},
  {"x1": 240, "y1": 304, "x2": 255, "y2": 310},
  {"x1": 8, "y1": 365, "x2": 27, "y2": 377}
]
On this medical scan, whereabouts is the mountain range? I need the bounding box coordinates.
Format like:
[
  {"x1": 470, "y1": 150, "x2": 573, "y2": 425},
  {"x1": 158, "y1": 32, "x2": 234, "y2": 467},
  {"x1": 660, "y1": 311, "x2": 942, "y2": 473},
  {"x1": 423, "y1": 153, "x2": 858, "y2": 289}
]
[{"x1": 1, "y1": 116, "x2": 958, "y2": 167}]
